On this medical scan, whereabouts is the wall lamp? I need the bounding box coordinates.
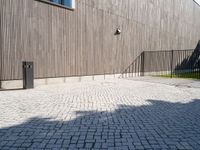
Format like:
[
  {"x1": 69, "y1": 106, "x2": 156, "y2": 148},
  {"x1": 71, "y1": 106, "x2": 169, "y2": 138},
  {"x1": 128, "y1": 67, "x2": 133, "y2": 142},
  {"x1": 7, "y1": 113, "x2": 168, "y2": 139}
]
[{"x1": 115, "y1": 28, "x2": 121, "y2": 35}]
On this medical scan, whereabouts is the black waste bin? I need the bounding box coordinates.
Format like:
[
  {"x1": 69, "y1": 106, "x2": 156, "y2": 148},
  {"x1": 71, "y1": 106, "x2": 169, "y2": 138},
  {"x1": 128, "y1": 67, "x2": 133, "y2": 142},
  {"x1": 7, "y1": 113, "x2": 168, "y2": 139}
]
[{"x1": 23, "y1": 61, "x2": 34, "y2": 89}]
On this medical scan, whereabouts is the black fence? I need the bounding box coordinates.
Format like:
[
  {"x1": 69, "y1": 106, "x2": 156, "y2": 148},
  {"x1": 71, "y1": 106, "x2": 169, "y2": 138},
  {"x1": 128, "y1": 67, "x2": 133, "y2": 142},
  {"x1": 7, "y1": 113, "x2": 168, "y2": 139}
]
[{"x1": 122, "y1": 43, "x2": 200, "y2": 79}]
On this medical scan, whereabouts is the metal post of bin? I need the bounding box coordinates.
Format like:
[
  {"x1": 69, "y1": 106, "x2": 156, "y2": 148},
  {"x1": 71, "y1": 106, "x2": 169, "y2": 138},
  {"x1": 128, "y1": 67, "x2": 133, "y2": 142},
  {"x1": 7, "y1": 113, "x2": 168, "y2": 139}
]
[{"x1": 23, "y1": 61, "x2": 34, "y2": 89}]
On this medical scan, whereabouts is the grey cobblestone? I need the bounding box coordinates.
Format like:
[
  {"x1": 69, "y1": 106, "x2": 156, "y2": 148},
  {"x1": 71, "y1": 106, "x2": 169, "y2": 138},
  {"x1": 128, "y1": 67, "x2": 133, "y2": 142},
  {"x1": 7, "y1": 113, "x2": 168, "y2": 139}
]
[{"x1": 0, "y1": 79, "x2": 200, "y2": 149}]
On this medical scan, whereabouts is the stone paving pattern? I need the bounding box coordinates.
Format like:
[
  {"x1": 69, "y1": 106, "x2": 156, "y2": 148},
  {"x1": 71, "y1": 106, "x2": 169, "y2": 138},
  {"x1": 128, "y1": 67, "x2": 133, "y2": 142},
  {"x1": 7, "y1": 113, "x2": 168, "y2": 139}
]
[{"x1": 0, "y1": 78, "x2": 200, "y2": 150}]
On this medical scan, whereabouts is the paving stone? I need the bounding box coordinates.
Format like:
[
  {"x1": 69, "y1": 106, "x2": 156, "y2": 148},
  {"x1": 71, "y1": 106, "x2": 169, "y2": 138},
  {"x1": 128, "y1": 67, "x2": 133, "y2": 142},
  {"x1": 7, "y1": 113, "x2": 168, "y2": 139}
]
[{"x1": 0, "y1": 79, "x2": 200, "y2": 149}]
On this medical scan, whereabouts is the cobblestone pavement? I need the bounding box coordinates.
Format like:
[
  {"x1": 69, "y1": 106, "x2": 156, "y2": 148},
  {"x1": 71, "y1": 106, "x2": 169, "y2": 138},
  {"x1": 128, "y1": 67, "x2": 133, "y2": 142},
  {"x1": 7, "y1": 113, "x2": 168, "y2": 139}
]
[{"x1": 0, "y1": 78, "x2": 200, "y2": 150}]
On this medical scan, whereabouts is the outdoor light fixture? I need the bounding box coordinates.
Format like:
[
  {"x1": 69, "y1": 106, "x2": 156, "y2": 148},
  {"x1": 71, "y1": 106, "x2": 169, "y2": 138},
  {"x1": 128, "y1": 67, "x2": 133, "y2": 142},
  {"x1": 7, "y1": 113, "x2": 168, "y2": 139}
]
[{"x1": 115, "y1": 28, "x2": 121, "y2": 35}]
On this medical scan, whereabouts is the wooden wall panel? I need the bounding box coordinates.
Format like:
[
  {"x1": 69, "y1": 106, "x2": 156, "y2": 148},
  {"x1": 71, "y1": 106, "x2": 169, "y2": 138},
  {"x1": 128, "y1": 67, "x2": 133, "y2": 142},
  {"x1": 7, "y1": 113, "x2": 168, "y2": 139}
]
[{"x1": 0, "y1": 0, "x2": 200, "y2": 81}]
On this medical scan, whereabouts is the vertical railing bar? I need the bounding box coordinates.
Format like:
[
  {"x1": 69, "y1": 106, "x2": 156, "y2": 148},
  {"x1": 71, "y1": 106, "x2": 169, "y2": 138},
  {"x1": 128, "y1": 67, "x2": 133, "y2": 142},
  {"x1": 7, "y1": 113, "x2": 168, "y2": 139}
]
[
  {"x1": 132, "y1": 62, "x2": 134, "y2": 77},
  {"x1": 171, "y1": 50, "x2": 174, "y2": 78},
  {"x1": 141, "y1": 52, "x2": 145, "y2": 77},
  {"x1": 135, "y1": 58, "x2": 137, "y2": 77},
  {"x1": 138, "y1": 54, "x2": 141, "y2": 76},
  {"x1": 190, "y1": 50, "x2": 192, "y2": 79},
  {"x1": 182, "y1": 50, "x2": 184, "y2": 77},
  {"x1": 179, "y1": 50, "x2": 181, "y2": 76},
  {"x1": 168, "y1": 51, "x2": 171, "y2": 76}
]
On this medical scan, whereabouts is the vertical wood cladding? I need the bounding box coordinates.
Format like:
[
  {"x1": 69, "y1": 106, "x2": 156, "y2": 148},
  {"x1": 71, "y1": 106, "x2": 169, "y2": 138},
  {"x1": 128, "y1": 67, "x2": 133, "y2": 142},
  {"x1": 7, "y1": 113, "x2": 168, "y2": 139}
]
[{"x1": 0, "y1": 0, "x2": 200, "y2": 80}]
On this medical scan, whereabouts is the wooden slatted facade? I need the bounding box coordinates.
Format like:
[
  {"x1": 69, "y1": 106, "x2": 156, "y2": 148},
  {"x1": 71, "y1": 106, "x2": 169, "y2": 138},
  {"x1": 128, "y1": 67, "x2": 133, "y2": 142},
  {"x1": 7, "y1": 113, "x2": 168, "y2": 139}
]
[{"x1": 0, "y1": 0, "x2": 200, "y2": 81}]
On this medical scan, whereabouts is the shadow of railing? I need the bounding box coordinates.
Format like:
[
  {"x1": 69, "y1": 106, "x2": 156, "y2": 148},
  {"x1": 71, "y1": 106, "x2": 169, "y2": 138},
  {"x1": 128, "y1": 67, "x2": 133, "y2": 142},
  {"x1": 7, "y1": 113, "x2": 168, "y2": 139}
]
[{"x1": 1, "y1": 99, "x2": 200, "y2": 149}]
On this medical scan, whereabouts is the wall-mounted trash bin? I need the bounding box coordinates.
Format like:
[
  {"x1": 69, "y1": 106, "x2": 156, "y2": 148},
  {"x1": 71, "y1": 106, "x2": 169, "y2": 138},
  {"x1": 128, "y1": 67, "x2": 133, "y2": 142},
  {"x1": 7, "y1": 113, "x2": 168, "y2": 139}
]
[{"x1": 23, "y1": 61, "x2": 34, "y2": 89}]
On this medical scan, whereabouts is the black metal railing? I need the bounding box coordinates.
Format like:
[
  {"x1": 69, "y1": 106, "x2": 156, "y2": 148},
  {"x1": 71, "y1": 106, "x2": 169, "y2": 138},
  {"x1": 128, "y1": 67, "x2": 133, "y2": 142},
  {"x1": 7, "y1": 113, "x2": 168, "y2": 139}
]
[
  {"x1": 122, "y1": 43, "x2": 200, "y2": 79},
  {"x1": 121, "y1": 52, "x2": 144, "y2": 78}
]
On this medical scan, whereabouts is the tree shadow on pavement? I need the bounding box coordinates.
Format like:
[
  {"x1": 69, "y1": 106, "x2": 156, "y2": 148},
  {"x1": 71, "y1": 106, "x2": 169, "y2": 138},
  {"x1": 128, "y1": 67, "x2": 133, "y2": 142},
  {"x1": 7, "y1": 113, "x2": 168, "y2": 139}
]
[{"x1": 1, "y1": 99, "x2": 200, "y2": 150}]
